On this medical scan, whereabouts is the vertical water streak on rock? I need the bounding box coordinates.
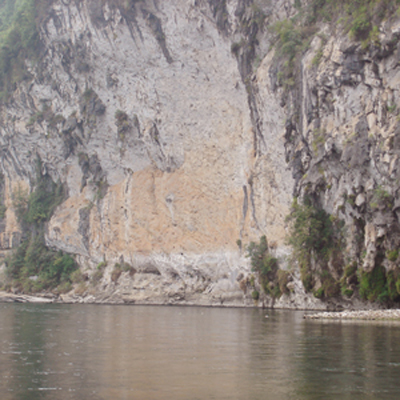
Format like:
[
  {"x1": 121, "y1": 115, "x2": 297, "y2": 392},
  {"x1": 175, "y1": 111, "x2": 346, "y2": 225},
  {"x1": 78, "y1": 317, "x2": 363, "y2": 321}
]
[
  {"x1": 248, "y1": 176, "x2": 260, "y2": 231},
  {"x1": 78, "y1": 207, "x2": 91, "y2": 253},
  {"x1": 239, "y1": 184, "x2": 248, "y2": 238},
  {"x1": 229, "y1": 0, "x2": 266, "y2": 157}
]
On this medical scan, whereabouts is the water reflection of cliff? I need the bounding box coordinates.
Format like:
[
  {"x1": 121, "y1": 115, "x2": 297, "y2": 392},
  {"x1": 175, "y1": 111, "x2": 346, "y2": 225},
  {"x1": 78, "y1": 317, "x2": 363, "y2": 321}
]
[
  {"x1": 294, "y1": 321, "x2": 400, "y2": 400},
  {"x1": 0, "y1": 305, "x2": 50, "y2": 400},
  {"x1": 1, "y1": 305, "x2": 400, "y2": 399},
  {"x1": 247, "y1": 311, "x2": 400, "y2": 400},
  {"x1": 55, "y1": 305, "x2": 259, "y2": 399}
]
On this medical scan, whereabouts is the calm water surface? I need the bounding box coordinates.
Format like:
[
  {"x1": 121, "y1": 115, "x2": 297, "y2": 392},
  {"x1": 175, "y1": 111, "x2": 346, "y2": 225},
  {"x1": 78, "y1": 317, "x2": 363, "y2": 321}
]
[{"x1": 0, "y1": 304, "x2": 400, "y2": 399}]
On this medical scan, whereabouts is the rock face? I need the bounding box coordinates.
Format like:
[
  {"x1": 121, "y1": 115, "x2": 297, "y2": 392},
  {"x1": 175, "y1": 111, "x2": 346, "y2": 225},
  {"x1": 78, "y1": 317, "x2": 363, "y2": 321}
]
[
  {"x1": 1, "y1": 0, "x2": 400, "y2": 308},
  {"x1": 277, "y1": 3, "x2": 400, "y2": 304},
  {"x1": 0, "y1": 0, "x2": 296, "y2": 306}
]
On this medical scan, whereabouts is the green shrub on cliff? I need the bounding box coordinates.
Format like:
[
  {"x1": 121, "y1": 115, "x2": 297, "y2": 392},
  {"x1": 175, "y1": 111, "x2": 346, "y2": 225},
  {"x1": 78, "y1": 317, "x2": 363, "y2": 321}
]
[
  {"x1": 247, "y1": 235, "x2": 269, "y2": 273},
  {"x1": 251, "y1": 290, "x2": 259, "y2": 301},
  {"x1": 340, "y1": 262, "x2": 358, "y2": 297},
  {"x1": 286, "y1": 198, "x2": 333, "y2": 264},
  {"x1": 111, "y1": 262, "x2": 134, "y2": 282},
  {"x1": 246, "y1": 236, "x2": 289, "y2": 298},
  {"x1": 358, "y1": 265, "x2": 388, "y2": 302},
  {"x1": 272, "y1": 19, "x2": 313, "y2": 88},
  {"x1": 6, "y1": 158, "x2": 77, "y2": 293},
  {"x1": 6, "y1": 236, "x2": 77, "y2": 293},
  {"x1": 307, "y1": 0, "x2": 400, "y2": 36},
  {"x1": 386, "y1": 270, "x2": 400, "y2": 301},
  {"x1": 286, "y1": 197, "x2": 345, "y2": 294},
  {"x1": 359, "y1": 267, "x2": 400, "y2": 303},
  {"x1": 272, "y1": 0, "x2": 400, "y2": 92},
  {"x1": 0, "y1": 0, "x2": 37, "y2": 100},
  {"x1": 12, "y1": 159, "x2": 64, "y2": 227},
  {"x1": 0, "y1": 0, "x2": 53, "y2": 101},
  {"x1": 25, "y1": 178, "x2": 63, "y2": 226},
  {"x1": 315, "y1": 270, "x2": 340, "y2": 299},
  {"x1": 387, "y1": 249, "x2": 399, "y2": 262}
]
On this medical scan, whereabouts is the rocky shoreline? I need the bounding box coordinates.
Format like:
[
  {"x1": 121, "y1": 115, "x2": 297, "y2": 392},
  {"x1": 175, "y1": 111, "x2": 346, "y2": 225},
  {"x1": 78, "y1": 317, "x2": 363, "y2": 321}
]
[
  {"x1": 0, "y1": 292, "x2": 54, "y2": 304},
  {"x1": 0, "y1": 291, "x2": 252, "y2": 307},
  {"x1": 304, "y1": 309, "x2": 400, "y2": 321},
  {"x1": 1, "y1": 291, "x2": 398, "y2": 319}
]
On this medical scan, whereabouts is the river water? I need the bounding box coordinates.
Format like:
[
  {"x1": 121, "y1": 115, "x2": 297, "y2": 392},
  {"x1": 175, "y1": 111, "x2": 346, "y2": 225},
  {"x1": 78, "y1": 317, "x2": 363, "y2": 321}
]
[{"x1": 0, "y1": 304, "x2": 400, "y2": 399}]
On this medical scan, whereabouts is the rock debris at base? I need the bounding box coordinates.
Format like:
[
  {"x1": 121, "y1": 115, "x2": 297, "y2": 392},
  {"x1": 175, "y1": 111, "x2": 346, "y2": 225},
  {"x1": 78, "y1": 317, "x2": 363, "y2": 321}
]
[
  {"x1": 0, "y1": 292, "x2": 54, "y2": 303},
  {"x1": 304, "y1": 310, "x2": 400, "y2": 321}
]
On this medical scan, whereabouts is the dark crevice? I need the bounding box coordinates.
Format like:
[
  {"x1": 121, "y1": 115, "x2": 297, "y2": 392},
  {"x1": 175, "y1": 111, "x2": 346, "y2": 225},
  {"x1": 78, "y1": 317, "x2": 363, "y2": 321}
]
[{"x1": 142, "y1": 10, "x2": 173, "y2": 64}]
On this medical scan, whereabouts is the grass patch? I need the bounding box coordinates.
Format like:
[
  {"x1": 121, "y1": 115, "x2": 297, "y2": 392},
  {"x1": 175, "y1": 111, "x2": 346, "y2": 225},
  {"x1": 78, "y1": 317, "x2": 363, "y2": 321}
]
[
  {"x1": 387, "y1": 249, "x2": 399, "y2": 262},
  {"x1": 91, "y1": 261, "x2": 107, "y2": 285},
  {"x1": 370, "y1": 185, "x2": 392, "y2": 210},
  {"x1": 311, "y1": 128, "x2": 326, "y2": 155},
  {"x1": 71, "y1": 269, "x2": 85, "y2": 284}
]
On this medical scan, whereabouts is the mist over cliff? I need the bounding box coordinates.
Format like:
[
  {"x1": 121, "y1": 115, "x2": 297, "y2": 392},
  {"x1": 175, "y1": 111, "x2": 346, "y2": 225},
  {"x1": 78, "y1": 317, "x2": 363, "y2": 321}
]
[{"x1": 0, "y1": 0, "x2": 399, "y2": 309}]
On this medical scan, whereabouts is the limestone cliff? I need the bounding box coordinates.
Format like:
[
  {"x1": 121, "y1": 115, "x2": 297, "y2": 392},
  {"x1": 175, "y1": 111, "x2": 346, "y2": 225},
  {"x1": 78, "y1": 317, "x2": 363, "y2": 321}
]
[{"x1": 0, "y1": 0, "x2": 399, "y2": 309}]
